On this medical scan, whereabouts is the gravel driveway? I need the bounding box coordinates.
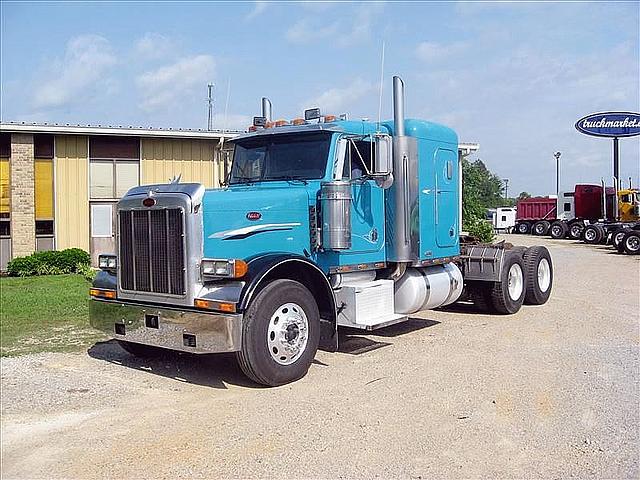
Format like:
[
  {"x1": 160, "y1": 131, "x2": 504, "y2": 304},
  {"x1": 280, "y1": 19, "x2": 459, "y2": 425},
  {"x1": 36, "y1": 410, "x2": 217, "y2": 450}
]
[{"x1": 1, "y1": 235, "x2": 638, "y2": 479}]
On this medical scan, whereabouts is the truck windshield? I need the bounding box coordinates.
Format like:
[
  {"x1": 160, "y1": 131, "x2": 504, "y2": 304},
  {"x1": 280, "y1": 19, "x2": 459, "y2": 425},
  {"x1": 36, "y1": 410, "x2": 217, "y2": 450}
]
[{"x1": 229, "y1": 132, "x2": 331, "y2": 184}]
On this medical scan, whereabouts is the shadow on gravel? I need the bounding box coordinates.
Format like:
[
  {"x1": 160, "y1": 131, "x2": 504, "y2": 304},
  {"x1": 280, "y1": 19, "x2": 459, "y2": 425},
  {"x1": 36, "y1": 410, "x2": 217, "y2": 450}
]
[
  {"x1": 87, "y1": 340, "x2": 258, "y2": 389},
  {"x1": 338, "y1": 317, "x2": 440, "y2": 355}
]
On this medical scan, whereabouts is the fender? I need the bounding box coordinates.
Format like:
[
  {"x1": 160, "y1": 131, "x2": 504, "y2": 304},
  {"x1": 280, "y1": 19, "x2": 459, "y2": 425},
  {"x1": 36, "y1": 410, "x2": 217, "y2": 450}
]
[{"x1": 239, "y1": 253, "x2": 338, "y2": 352}]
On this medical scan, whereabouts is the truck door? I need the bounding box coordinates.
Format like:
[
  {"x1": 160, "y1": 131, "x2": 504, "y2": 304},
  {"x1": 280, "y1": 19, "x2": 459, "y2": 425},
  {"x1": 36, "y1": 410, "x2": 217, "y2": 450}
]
[
  {"x1": 434, "y1": 148, "x2": 458, "y2": 248},
  {"x1": 336, "y1": 138, "x2": 385, "y2": 255}
]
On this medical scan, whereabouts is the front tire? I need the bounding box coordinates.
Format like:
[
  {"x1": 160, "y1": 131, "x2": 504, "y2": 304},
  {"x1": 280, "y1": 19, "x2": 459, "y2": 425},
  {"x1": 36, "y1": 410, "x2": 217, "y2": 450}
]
[
  {"x1": 490, "y1": 253, "x2": 526, "y2": 314},
  {"x1": 516, "y1": 222, "x2": 530, "y2": 234},
  {"x1": 236, "y1": 279, "x2": 320, "y2": 386},
  {"x1": 523, "y1": 246, "x2": 553, "y2": 305}
]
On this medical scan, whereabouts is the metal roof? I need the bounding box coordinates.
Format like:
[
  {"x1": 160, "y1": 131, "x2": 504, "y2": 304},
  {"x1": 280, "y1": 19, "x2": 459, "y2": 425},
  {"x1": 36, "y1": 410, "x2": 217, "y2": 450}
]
[{"x1": 0, "y1": 121, "x2": 242, "y2": 140}]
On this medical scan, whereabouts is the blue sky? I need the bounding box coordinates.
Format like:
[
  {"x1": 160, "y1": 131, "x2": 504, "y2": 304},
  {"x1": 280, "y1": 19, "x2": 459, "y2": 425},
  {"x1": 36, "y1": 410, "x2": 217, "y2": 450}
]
[{"x1": 1, "y1": 1, "x2": 638, "y2": 195}]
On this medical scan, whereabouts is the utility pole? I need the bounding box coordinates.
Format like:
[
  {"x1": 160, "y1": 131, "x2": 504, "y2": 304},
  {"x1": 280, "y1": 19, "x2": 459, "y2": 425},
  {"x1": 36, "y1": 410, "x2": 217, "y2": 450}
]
[
  {"x1": 554, "y1": 151, "x2": 562, "y2": 197},
  {"x1": 207, "y1": 83, "x2": 214, "y2": 131}
]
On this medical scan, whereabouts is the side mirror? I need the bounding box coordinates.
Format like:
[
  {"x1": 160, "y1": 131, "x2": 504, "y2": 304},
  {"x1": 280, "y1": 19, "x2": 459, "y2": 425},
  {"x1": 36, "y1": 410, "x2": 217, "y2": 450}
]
[
  {"x1": 373, "y1": 135, "x2": 393, "y2": 189},
  {"x1": 374, "y1": 135, "x2": 392, "y2": 175}
]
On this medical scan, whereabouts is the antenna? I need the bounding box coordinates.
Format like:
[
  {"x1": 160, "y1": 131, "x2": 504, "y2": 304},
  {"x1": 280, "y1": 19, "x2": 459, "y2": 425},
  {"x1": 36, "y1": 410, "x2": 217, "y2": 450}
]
[
  {"x1": 207, "y1": 83, "x2": 214, "y2": 130},
  {"x1": 223, "y1": 78, "x2": 231, "y2": 133},
  {"x1": 376, "y1": 40, "x2": 385, "y2": 133}
]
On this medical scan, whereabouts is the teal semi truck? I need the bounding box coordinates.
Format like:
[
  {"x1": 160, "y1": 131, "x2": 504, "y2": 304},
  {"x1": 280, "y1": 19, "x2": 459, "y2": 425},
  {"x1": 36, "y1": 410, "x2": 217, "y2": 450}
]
[{"x1": 90, "y1": 76, "x2": 553, "y2": 386}]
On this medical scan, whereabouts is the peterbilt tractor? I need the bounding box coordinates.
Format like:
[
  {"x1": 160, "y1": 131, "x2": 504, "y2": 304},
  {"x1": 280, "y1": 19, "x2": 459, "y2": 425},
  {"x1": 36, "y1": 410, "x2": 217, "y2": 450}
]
[{"x1": 90, "y1": 76, "x2": 554, "y2": 386}]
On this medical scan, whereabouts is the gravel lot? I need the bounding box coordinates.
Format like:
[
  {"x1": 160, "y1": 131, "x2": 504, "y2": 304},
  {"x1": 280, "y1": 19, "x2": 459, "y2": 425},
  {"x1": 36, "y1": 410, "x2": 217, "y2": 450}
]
[{"x1": 1, "y1": 235, "x2": 639, "y2": 479}]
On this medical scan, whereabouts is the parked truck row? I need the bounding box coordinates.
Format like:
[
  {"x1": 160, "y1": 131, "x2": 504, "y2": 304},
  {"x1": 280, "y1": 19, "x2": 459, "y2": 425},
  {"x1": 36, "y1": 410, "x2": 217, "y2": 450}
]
[
  {"x1": 512, "y1": 182, "x2": 640, "y2": 254},
  {"x1": 89, "y1": 76, "x2": 555, "y2": 386}
]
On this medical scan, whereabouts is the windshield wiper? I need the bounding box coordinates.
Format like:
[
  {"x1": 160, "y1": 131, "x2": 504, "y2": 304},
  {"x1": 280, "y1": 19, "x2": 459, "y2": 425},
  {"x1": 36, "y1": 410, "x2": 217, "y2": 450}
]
[
  {"x1": 229, "y1": 176, "x2": 258, "y2": 185},
  {"x1": 267, "y1": 175, "x2": 309, "y2": 185}
]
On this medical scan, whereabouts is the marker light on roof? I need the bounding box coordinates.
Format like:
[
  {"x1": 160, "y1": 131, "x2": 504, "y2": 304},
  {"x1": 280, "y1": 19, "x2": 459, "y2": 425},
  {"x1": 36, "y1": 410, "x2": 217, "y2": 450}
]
[{"x1": 291, "y1": 118, "x2": 306, "y2": 126}]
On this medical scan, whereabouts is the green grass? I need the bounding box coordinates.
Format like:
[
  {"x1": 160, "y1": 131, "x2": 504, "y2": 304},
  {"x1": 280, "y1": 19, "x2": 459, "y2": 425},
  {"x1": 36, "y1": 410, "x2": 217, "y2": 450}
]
[{"x1": 0, "y1": 274, "x2": 106, "y2": 357}]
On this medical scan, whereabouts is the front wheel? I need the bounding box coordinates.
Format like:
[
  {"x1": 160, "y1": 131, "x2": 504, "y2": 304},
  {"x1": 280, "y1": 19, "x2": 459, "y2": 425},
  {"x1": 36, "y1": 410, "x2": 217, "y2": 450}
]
[{"x1": 236, "y1": 279, "x2": 320, "y2": 386}]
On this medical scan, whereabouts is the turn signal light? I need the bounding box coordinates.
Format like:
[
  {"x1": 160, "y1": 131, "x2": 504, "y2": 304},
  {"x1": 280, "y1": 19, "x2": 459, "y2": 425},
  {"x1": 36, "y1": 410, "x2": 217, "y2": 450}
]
[
  {"x1": 201, "y1": 258, "x2": 248, "y2": 279},
  {"x1": 90, "y1": 288, "x2": 116, "y2": 299},
  {"x1": 194, "y1": 299, "x2": 236, "y2": 313}
]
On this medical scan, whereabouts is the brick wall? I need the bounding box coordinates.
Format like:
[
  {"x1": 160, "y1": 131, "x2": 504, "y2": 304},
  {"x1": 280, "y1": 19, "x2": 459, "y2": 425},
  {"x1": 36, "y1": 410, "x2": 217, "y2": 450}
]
[{"x1": 10, "y1": 134, "x2": 35, "y2": 257}]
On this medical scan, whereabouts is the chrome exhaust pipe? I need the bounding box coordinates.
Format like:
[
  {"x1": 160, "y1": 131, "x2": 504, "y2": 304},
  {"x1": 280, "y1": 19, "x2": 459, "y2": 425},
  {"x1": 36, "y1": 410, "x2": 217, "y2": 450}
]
[
  {"x1": 261, "y1": 97, "x2": 272, "y2": 122},
  {"x1": 393, "y1": 76, "x2": 405, "y2": 136}
]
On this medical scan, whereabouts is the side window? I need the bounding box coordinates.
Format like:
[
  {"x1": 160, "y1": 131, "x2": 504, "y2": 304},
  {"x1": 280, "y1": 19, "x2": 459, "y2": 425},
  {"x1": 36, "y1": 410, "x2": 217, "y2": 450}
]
[
  {"x1": 342, "y1": 140, "x2": 375, "y2": 179},
  {"x1": 564, "y1": 202, "x2": 571, "y2": 212},
  {"x1": 620, "y1": 194, "x2": 630, "y2": 203}
]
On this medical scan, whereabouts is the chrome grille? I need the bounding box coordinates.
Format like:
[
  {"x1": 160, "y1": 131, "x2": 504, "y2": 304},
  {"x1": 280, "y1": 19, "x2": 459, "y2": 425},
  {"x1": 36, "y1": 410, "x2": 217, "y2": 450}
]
[{"x1": 119, "y1": 208, "x2": 185, "y2": 296}]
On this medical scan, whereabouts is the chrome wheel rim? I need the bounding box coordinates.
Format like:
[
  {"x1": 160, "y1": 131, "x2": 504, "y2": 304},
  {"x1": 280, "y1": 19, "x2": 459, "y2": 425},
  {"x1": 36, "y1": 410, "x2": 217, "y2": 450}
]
[
  {"x1": 537, "y1": 258, "x2": 551, "y2": 292},
  {"x1": 570, "y1": 225, "x2": 582, "y2": 237},
  {"x1": 551, "y1": 226, "x2": 562, "y2": 237},
  {"x1": 585, "y1": 229, "x2": 596, "y2": 241},
  {"x1": 626, "y1": 236, "x2": 640, "y2": 252},
  {"x1": 518, "y1": 224, "x2": 528, "y2": 233},
  {"x1": 507, "y1": 263, "x2": 524, "y2": 300},
  {"x1": 615, "y1": 232, "x2": 626, "y2": 246},
  {"x1": 268, "y1": 302, "x2": 308, "y2": 365}
]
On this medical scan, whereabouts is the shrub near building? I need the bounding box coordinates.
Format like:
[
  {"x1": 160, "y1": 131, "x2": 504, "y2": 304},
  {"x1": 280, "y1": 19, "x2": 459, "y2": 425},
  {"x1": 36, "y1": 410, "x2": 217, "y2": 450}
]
[{"x1": 7, "y1": 248, "x2": 91, "y2": 277}]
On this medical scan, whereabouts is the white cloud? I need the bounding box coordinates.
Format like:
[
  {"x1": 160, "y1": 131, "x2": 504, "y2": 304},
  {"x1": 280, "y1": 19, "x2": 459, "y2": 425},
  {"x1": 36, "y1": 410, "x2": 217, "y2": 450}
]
[
  {"x1": 136, "y1": 55, "x2": 215, "y2": 111},
  {"x1": 304, "y1": 78, "x2": 376, "y2": 112},
  {"x1": 245, "y1": 1, "x2": 268, "y2": 21},
  {"x1": 32, "y1": 35, "x2": 117, "y2": 109},
  {"x1": 415, "y1": 41, "x2": 468, "y2": 62},
  {"x1": 286, "y1": 2, "x2": 384, "y2": 46},
  {"x1": 135, "y1": 33, "x2": 173, "y2": 60}
]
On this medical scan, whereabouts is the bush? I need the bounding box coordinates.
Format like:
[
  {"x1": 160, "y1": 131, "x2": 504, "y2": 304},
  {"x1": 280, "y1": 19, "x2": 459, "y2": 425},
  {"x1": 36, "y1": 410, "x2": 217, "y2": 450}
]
[
  {"x1": 6, "y1": 248, "x2": 91, "y2": 277},
  {"x1": 465, "y1": 218, "x2": 496, "y2": 243}
]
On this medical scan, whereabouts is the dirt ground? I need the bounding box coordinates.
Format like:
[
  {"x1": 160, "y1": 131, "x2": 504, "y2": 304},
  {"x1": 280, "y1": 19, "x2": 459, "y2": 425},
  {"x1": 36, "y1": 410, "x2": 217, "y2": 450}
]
[{"x1": 1, "y1": 235, "x2": 639, "y2": 479}]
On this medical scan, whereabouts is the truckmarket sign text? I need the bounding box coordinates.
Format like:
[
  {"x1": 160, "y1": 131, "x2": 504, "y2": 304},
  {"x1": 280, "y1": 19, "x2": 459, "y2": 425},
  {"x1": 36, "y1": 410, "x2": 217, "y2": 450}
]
[{"x1": 575, "y1": 112, "x2": 640, "y2": 138}]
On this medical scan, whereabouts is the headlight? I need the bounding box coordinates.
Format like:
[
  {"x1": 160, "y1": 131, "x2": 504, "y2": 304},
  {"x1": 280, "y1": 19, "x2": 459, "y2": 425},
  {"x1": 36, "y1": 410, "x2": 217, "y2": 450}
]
[
  {"x1": 201, "y1": 258, "x2": 248, "y2": 279},
  {"x1": 98, "y1": 254, "x2": 117, "y2": 270}
]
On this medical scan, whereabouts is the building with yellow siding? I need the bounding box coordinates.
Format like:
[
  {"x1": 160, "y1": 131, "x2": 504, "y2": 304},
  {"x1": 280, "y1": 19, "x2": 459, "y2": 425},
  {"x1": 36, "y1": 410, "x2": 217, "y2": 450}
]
[{"x1": 0, "y1": 123, "x2": 239, "y2": 269}]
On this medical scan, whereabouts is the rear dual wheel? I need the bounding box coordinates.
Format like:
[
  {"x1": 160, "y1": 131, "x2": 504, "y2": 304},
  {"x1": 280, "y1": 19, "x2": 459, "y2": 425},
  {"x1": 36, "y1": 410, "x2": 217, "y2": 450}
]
[
  {"x1": 622, "y1": 231, "x2": 640, "y2": 254},
  {"x1": 583, "y1": 224, "x2": 604, "y2": 244},
  {"x1": 550, "y1": 221, "x2": 568, "y2": 239},
  {"x1": 523, "y1": 246, "x2": 553, "y2": 305},
  {"x1": 488, "y1": 253, "x2": 526, "y2": 314},
  {"x1": 568, "y1": 222, "x2": 585, "y2": 240},
  {"x1": 532, "y1": 221, "x2": 550, "y2": 236}
]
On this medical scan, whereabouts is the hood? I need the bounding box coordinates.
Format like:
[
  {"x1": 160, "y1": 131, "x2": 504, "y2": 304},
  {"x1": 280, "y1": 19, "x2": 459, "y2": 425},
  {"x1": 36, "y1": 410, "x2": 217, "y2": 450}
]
[{"x1": 201, "y1": 185, "x2": 311, "y2": 260}]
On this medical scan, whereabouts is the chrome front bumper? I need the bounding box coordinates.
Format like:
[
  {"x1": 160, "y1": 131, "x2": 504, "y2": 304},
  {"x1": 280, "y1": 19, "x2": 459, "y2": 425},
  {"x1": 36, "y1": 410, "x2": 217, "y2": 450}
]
[{"x1": 90, "y1": 299, "x2": 243, "y2": 353}]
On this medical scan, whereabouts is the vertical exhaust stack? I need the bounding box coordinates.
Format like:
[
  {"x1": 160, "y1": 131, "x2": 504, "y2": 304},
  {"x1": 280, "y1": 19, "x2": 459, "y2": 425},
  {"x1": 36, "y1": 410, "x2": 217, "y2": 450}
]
[
  {"x1": 393, "y1": 76, "x2": 405, "y2": 137},
  {"x1": 601, "y1": 178, "x2": 607, "y2": 221},
  {"x1": 261, "y1": 97, "x2": 272, "y2": 123},
  {"x1": 388, "y1": 75, "x2": 418, "y2": 263}
]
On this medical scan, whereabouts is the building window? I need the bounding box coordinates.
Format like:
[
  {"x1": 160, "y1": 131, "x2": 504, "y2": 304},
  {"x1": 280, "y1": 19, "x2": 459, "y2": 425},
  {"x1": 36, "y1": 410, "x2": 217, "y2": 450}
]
[
  {"x1": 90, "y1": 160, "x2": 139, "y2": 199},
  {"x1": 0, "y1": 157, "x2": 10, "y2": 237},
  {"x1": 35, "y1": 159, "x2": 54, "y2": 235}
]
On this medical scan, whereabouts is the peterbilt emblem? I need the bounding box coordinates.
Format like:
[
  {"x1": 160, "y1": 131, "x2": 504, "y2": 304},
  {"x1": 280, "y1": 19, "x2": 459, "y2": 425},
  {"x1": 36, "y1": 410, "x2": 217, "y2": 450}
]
[
  {"x1": 246, "y1": 212, "x2": 262, "y2": 221},
  {"x1": 142, "y1": 197, "x2": 156, "y2": 207}
]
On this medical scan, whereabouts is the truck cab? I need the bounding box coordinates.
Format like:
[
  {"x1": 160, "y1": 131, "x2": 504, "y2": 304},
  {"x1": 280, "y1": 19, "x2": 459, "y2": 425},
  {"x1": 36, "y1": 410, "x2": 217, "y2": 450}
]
[{"x1": 90, "y1": 76, "x2": 553, "y2": 386}]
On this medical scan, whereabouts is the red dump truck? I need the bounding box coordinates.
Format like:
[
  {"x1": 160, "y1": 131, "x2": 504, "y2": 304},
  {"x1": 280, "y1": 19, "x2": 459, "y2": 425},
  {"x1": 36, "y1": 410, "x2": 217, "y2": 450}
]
[{"x1": 514, "y1": 184, "x2": 613, "y2": 239}]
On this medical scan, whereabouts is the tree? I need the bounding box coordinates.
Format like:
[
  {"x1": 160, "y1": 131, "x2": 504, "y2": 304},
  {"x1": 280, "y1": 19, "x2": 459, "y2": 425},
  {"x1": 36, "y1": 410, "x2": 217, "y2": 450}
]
[
  {"x1": 461, "y1": 158, "x2": 500, "y2": 242},
  {"x1": 517, "y1": 191, "x2": 532, "y2": 200}
]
